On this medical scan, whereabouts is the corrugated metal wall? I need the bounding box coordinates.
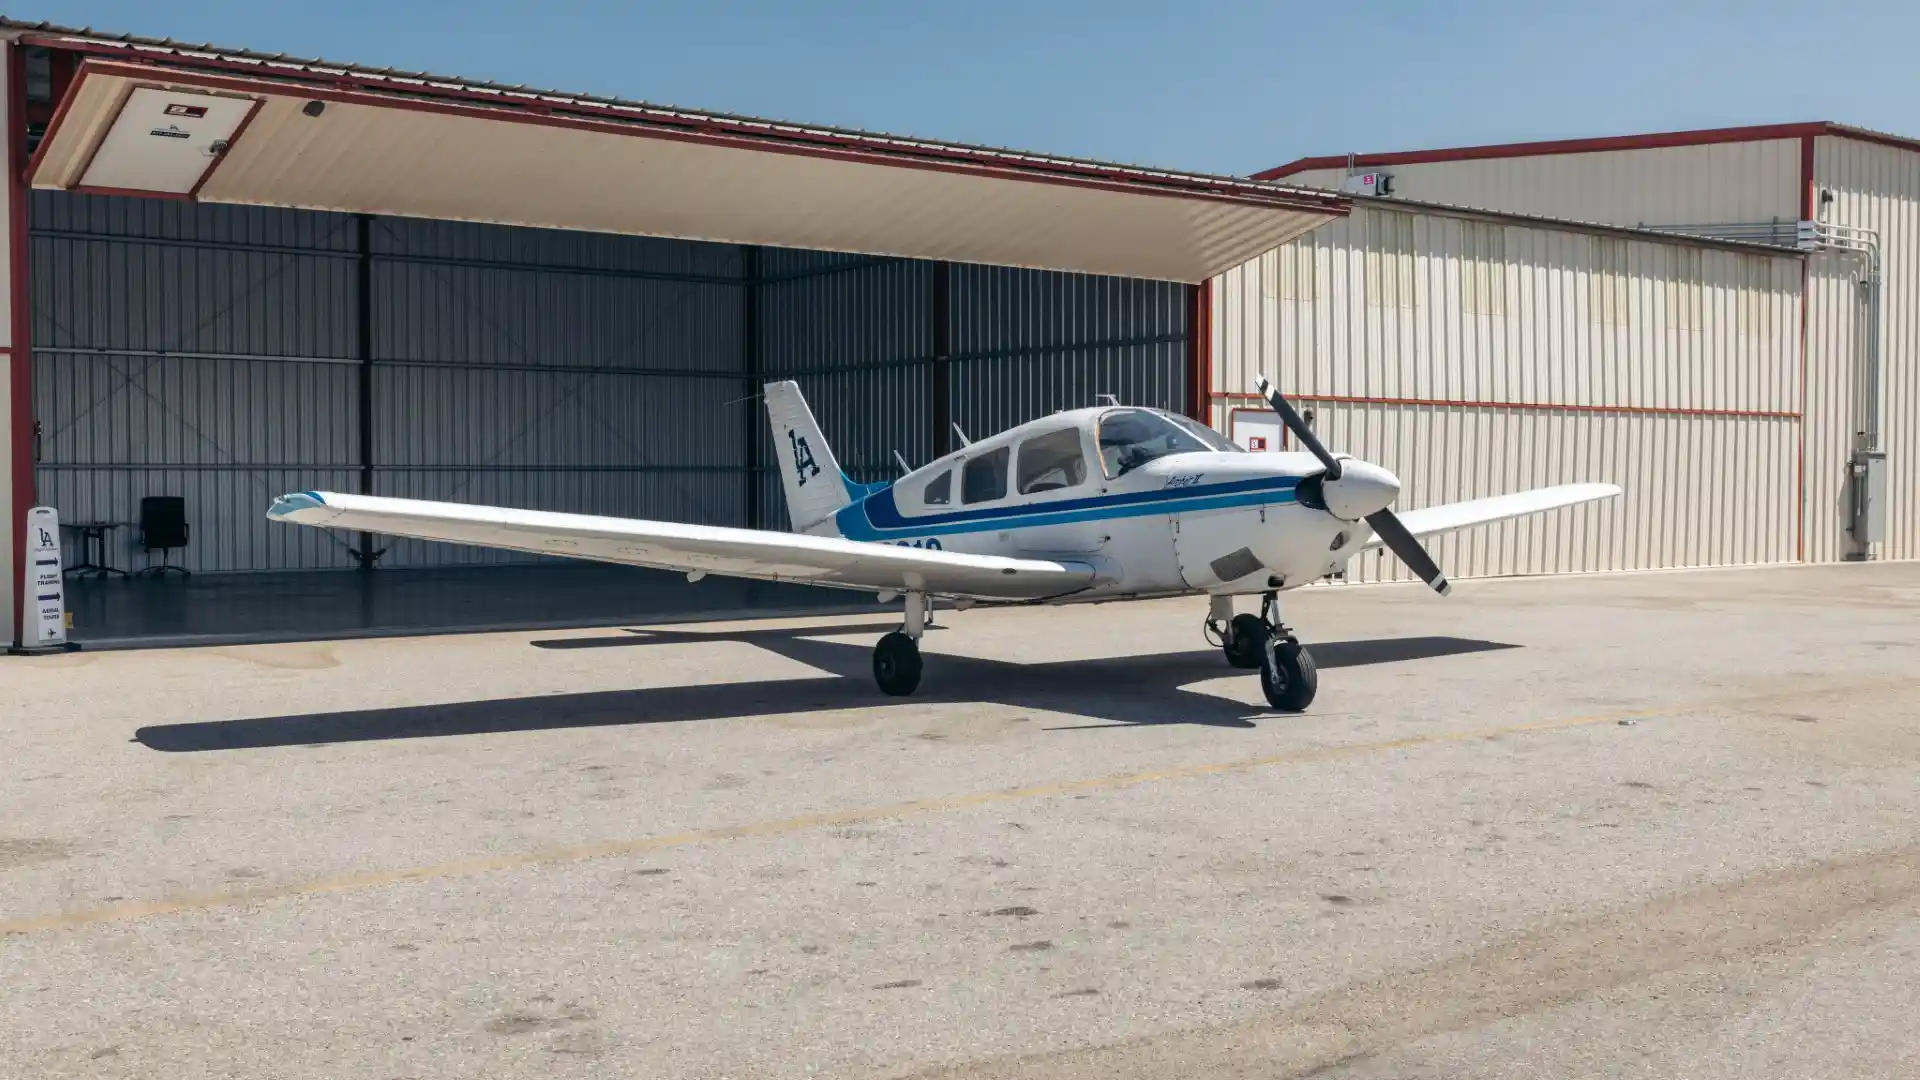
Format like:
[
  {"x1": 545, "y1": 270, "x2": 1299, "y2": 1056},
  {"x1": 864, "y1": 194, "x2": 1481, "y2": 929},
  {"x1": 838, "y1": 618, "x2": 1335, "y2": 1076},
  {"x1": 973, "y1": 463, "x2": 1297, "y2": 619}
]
[
  {"x1": 1212, "y1": 205, "x2": 1803, "y2": 582},
  {"x1": 1278, "y1": 139, "x2": 1803, "y2": 227},
  {"x1": 755, "y1": 253, "x2": 932, "y2": 529},
  {"x1": 369, "y1": 216, "x2": 747, "y2": 567},
  {"x1": 31, "y1": 193, "x2": 366, "y2": 573},
  {"x1": 31, "y1": 191, "x2": 752, "y2": 573},
  {"x1": 754, "y1": 255, "x2": 1188, "y2": 528},
  {"x1": 946, "y1": 264, "x2": 1187, "y2": 435},
  {"x1": 1812, "y1": 135, "x2": 1920, "y2": 561},
  {"x1": 31, "y1": 192, "x2": 1191, "y2": 577}
]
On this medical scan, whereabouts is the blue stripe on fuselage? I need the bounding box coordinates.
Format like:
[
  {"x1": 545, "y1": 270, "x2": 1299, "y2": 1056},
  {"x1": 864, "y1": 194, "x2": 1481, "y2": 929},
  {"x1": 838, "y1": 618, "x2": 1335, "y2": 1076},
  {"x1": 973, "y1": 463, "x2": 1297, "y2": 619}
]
[{"x1": 834, "y1": 474, "x2": 1300, "y2": 540}]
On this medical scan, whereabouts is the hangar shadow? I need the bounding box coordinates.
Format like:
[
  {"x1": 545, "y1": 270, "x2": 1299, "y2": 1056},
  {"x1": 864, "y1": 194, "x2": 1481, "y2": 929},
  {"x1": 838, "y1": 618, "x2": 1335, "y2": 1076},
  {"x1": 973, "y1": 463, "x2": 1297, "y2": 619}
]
[{"x1": 133, "y1": 623, "x2": 1518, "y2": 752}]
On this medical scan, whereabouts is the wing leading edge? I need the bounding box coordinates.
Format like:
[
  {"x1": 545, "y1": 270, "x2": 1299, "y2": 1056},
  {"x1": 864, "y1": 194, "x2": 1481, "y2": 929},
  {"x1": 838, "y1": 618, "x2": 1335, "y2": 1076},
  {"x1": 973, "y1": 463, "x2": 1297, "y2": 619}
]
[
  {"x1": 1360, "y1": 483, "x2": 1623, "y2": 552},
  {"x1": 268, "y1": 492, "x2": 1098, "y2": 601}
]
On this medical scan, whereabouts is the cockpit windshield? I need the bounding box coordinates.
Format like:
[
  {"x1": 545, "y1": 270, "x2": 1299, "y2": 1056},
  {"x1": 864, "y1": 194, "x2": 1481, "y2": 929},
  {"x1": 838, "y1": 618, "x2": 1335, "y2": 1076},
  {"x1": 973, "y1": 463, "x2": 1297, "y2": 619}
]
[{"x1": 1096, "y1": 408, "x2": 1242, "y2": 478}]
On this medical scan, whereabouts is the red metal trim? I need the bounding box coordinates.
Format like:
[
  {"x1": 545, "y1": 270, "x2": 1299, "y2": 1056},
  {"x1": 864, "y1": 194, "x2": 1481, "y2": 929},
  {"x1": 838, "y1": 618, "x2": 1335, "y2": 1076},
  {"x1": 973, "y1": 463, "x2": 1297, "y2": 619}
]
[
  {"x1": 28, "y1": 47, "x2": 1348, "y2": 216},
  {"x1": 1796, "y1": 133, "x2": 1815, "y2": 562},
  {"x1": 20, "y1": 53, "x2": 91, "y2": 183},
  {"x1": 1253, "y1": 122, "x2": 1838, "y2": 181},
  {"x1": 1186, "y1": 281, "x2": 1212, "y2": 421},
  {"x1": 185, "y1": 94, "x2": 262, "y2": 200},
  {"x1": 46, "y1": 47, "x2": 76, "y2": 108},
  {"x1": 1210, "y1": 390, "x2": 1802, "y2": 421},
  {"x1": 69, "y1": 184, "x2": 192, "y2": 201},
  {"x1": 1824, "y1": 124, "x2": 1920, "y2": 155},
  {"x1": 9, "y1": 44, "x2": 35, "y2": 645}
]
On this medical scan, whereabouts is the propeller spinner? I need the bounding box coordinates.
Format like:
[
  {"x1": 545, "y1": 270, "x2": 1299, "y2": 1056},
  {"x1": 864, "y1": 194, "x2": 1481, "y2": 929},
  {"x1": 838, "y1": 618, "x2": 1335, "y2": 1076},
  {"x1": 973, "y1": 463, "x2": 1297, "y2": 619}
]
[{"x1": 1251, "y1": 373, "x2": 1452, "y2": 596}]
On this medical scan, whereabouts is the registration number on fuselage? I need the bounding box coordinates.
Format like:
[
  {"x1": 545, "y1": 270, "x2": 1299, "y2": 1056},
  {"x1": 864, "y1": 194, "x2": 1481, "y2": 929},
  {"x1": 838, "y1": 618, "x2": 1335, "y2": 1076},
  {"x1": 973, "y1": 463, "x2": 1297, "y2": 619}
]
[{"x1": 890, "y1": 538, "x2": 943, "y2": 550}]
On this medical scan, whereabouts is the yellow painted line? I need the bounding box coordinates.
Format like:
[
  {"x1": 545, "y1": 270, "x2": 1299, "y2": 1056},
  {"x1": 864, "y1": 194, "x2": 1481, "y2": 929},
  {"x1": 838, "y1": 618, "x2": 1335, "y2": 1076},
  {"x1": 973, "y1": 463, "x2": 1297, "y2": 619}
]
[{"x1": 1, "y1": 681, "x2": 1903, "y2": 937}]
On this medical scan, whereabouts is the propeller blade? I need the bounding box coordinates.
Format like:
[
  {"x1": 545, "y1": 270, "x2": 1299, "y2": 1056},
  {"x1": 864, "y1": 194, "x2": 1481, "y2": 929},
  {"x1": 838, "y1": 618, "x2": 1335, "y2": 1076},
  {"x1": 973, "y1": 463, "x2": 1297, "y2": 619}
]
[
  {"x1": 1253, "y1": 373, "x2": 1341, "y2": 480},
  {"x1": 1364, "y1": 508, "x2": 1452, "y2": 596}
]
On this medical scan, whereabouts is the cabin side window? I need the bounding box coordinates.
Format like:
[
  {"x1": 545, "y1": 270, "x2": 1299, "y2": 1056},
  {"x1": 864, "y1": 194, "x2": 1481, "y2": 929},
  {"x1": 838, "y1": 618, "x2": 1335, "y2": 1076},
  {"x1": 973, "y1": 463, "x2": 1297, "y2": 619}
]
[
  {"x1": 1015, "y1": 427, "x2": 1089, "y2": 494},
  {"x1": 921, "y1": 469, "x2": 952, "y2": 507},
  {"x1": 961, "y1": 446, "x2": 1010, "y2": 504}
]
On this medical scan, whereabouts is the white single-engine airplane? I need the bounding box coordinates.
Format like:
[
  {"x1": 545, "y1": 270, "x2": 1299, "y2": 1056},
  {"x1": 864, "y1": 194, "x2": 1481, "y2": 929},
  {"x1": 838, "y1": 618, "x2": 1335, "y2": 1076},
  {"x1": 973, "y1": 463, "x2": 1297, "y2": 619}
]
[{"x1": 268, "y1": 377, "x2": 1619, "y2": 711}]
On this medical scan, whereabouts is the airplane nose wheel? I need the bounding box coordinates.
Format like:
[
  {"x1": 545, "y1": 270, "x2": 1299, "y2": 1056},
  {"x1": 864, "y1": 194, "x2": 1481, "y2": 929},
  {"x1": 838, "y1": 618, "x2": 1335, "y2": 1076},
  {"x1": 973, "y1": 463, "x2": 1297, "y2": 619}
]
[
  {"x1": 1261, "y1": 635, "x2": 1318, "y2": 712},
  {"x1": 1211, "y1": 592, "x2": 1317, "y2": 710}
]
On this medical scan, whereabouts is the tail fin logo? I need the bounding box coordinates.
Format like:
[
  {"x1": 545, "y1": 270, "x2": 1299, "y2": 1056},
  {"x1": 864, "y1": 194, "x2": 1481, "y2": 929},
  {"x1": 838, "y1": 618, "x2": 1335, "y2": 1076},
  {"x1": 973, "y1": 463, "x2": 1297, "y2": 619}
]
[{"x1": 787, "y1": 429, "x2": 821, "y2": 487}]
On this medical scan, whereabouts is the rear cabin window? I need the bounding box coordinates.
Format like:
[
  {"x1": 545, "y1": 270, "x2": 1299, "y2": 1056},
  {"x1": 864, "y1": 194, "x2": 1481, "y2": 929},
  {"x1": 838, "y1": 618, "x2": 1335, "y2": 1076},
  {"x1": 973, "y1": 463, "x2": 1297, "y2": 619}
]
[
  {"x1": 961, "y1": 446, "x2": 1010, "y2": 503},
  {"x1": 1016, "y1": 427, "x2": 1088, "y2": 494},
  {"x1": 922, "y1": 469, "x2": 952, "y2": 506}
]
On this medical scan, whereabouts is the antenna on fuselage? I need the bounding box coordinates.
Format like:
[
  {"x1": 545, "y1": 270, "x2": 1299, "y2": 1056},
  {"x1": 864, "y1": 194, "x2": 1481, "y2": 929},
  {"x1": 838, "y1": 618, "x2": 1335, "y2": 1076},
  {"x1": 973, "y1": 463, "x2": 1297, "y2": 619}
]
[
  {"x1": 952, "y1": 423, "x2": 972, "y2": 447},
  {"x1": 1095, "y1": 393, "x2": 1120, "y2": 406},
  {"x1": 892, "y1": 450, "x2": 912, "y2": 475}
]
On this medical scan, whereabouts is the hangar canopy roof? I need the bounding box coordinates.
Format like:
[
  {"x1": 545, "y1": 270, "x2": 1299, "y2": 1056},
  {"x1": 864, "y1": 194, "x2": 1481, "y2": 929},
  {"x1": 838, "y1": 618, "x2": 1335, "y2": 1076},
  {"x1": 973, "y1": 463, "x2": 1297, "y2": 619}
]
[{"x1": 14, "y1": 23, "x2": 1348, "y2": 283}]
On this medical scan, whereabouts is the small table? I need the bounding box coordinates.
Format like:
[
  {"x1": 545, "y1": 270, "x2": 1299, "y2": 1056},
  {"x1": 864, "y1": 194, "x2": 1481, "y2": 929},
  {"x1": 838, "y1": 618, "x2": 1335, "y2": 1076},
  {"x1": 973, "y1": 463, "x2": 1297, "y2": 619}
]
[{"x1": 61, "y1": 521, "x2": 131, "y2": 578}]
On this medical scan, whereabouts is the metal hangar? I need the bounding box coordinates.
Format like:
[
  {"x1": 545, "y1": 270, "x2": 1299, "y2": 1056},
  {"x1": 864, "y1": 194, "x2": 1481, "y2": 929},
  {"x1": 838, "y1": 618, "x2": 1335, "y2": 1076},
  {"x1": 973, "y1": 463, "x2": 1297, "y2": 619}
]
[
  {"x1": 0, "y1": 20, "x2": 1344, "y2": 647},
  {"x1": 3, "y1": 20, "x2": 1907, "y2": 650},
  {"x1": 1245, "y1": 123, "x2": 1920, "y2": 573}
]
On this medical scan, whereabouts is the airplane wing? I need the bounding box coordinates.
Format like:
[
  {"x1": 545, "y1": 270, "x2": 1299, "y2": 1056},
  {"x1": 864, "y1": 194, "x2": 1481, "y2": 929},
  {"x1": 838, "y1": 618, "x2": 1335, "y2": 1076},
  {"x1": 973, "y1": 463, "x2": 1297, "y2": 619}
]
[
  {"x1": 268, "y1": 492, "x2": 1097, "y2": 601},
  {"x1": 1361, "y1": 482, "x2": 1622, "y2": 550}
]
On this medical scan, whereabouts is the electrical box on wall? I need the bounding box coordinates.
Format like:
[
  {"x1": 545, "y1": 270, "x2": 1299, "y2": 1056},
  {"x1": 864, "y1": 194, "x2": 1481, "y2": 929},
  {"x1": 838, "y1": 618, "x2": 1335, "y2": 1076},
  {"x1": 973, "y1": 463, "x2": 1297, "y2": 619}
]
[
  {"x1": 1850, "y1": 450, "x2": 1887, "y2": 548},
  {"x1": 1340, "y1": 171, "x2": 1394, "y2": 197},
  {"x1": 1230, "y1": 409, "x2": 1284, "y2": 452}
]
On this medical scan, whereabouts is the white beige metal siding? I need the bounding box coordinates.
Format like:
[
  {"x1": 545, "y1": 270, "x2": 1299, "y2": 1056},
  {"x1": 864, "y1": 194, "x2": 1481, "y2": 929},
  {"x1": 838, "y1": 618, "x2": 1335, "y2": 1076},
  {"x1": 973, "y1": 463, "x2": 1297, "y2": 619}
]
[
  {"x1": 1212, "y1": 206, "x2": 1802, "y2": 582},
  {"x1": 1811, "y1": 135, "x2": 1920, "y2": 560},
  {"x1": 1275, "y1": 141, "x2": 1801, "y2": 227}
]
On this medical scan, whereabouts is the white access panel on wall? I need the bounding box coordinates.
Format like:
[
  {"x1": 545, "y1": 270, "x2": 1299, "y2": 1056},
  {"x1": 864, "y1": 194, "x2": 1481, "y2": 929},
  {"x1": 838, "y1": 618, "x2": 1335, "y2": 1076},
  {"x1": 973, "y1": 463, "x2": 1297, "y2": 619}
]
[
  {"x1": 78, "y1": 87, "x2": 256, "y2": 195},
  {"x1": 1229, "y1": 408, "x2": 1284, "y2": 452}
]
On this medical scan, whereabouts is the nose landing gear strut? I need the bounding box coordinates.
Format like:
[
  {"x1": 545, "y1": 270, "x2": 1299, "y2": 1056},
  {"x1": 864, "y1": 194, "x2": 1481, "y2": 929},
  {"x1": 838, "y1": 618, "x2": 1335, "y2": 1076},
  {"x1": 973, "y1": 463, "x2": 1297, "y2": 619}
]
[{"x1": 1206, "y1": 591, "x2": 1318, "y2": 712}]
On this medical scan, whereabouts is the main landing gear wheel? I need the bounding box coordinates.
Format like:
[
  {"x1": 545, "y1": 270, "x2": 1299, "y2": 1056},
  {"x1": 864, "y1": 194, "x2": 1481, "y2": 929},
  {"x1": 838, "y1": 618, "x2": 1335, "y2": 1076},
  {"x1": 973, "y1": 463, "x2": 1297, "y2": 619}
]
[
  {"x1": 873, "y1": 631, "x2": 923, "y2": 696},
  {"x1": 1260, "y1": 637, "x2": 1318, "y2": 712},
  {"x1": 1223, "y1": 613, "x2": 1269, "y2": 670}
]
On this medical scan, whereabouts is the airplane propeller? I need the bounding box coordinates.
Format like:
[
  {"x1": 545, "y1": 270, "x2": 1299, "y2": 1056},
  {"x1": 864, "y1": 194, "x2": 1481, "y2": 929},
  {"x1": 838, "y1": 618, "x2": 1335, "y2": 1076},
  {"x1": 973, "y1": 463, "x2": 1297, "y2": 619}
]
[{"x1": 1251, "y1": 373, "x2": 1452, "y2": 596}]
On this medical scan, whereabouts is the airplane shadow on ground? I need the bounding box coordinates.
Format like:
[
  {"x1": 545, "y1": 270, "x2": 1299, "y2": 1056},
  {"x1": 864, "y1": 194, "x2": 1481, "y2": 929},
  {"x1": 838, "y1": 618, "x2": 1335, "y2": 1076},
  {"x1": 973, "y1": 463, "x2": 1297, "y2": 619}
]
[{"x1": 134, "y1": 622, "x2": 1520, "y2": 752}]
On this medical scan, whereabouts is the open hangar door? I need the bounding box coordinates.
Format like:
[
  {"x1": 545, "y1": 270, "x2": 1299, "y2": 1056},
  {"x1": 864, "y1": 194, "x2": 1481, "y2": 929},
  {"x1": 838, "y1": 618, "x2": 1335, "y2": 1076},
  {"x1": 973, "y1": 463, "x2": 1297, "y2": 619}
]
[
  {"x1": 4, "y1": 29, "x2": 1345, "y2": 648},
  {"x1": 751, "y1": 251, "x2": 1191, "y2": 529},
  {"x1": 32, "y1": 193, "x2": 1191, "y2": 645}
]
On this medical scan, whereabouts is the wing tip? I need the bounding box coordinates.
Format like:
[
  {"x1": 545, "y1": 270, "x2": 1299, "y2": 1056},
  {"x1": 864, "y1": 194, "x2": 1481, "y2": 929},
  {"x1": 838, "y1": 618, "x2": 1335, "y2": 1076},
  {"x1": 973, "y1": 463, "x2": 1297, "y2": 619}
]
[{"x1": 267, "y1": 491, "x2": 329, "y2": 521}]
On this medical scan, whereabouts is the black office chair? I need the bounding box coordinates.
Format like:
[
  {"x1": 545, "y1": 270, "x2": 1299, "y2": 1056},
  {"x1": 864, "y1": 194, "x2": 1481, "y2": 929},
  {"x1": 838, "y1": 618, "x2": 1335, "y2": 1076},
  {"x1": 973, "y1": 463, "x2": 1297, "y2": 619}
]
[{"x1": 135, "y1": 496, "x2": 191, "y2": 578}]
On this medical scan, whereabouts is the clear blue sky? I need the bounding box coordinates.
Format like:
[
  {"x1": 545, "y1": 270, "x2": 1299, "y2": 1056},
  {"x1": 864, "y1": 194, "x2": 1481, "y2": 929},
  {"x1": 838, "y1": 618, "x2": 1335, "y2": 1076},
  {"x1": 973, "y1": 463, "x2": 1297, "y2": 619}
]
[{"x1": 16, "y1": 1, "x2": 1920, "y2": 175}]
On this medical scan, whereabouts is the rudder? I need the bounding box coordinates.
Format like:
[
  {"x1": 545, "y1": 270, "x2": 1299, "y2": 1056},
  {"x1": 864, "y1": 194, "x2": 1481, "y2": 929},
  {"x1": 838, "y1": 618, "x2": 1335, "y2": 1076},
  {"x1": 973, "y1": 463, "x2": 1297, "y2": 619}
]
[{"x1": 764, "y1": 380, "x2": 853, "y2": 534}]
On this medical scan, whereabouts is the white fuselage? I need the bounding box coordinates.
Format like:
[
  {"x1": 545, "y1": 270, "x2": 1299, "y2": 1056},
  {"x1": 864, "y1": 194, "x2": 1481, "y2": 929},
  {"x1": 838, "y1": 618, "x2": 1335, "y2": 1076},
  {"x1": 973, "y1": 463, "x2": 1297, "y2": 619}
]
[{"x1": 824, "y1": 406, "x2": 1378, "y2": 601}]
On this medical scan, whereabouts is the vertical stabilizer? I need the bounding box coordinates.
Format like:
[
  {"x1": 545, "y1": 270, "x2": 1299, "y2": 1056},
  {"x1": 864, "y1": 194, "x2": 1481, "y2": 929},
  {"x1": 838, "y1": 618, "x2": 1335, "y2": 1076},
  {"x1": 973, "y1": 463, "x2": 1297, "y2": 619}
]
[{"x1": 764, "y1": 380, "x2": 853, "y2": 534}]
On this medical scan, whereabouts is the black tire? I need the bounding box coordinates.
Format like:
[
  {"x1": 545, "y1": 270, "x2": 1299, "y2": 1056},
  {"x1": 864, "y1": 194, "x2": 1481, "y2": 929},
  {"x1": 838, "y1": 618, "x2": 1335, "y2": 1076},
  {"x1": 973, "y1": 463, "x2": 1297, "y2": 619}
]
[
  {"x1": 1223, "y1": 613, "x2": 1269, "y2": 669},
  {"x1": 873, "y1": 631, "x2": 923, "y2": 696},
  {"x1": 1260, "y1": 639, "x2": 1318, "y2": 712}
]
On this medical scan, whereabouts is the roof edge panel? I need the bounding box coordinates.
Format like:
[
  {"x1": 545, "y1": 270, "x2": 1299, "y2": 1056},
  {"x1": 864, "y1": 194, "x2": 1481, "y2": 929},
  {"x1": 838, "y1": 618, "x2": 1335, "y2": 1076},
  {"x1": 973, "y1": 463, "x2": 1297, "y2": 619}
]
[
  {"x1": 27, "y1": 61, "x2": 1341, "y2": 282},
  {"x1": 6, "y1": 21, "x2": 1345, "y2": 215},
  {"x1": 1251, "y1": 121, "x2": 1920, "y2": 180}
]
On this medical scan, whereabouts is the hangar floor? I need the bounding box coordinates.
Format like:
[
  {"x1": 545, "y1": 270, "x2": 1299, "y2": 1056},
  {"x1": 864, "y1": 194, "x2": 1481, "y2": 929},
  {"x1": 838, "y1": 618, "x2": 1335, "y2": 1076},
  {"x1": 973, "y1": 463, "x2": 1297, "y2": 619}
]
[
  {"x1": 4, "y1": 562, "x2": 1919, "y2": 1079},
  {"x1": 60, "y1": 565, "x2": 881, "y2": 648}
]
